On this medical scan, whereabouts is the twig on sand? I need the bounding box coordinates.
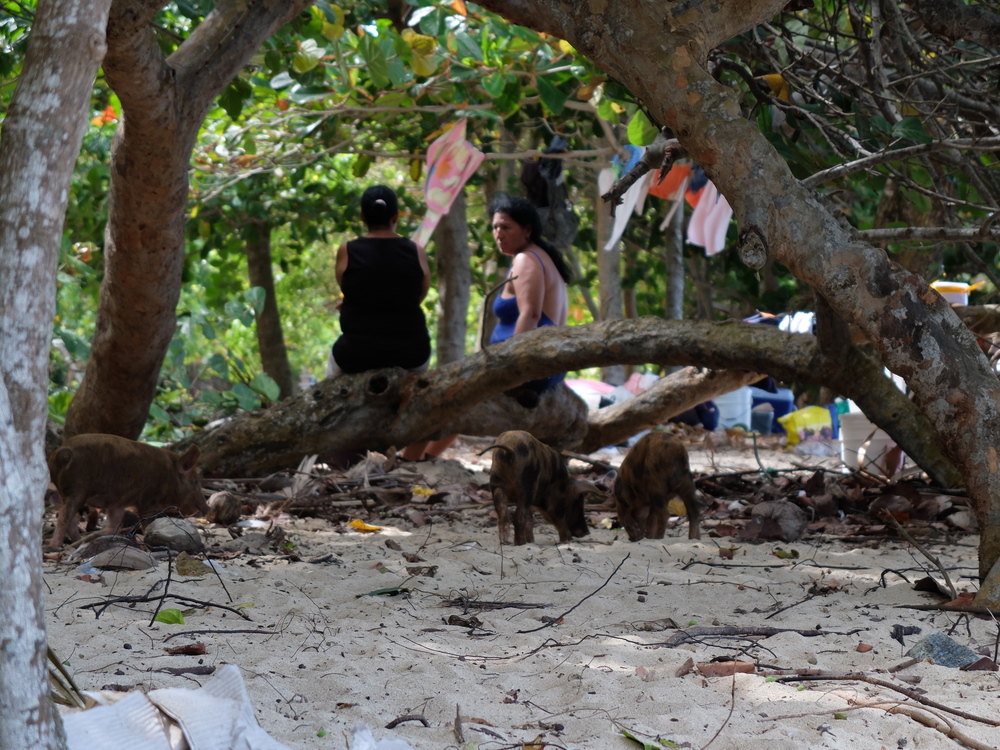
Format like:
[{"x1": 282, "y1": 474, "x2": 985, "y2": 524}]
[
  {"x1": 163, "y1": 627, "x2": 283, "y2": 642},
  {"x1": 882, "y1": 511, "x2": 957, "y2": 599},
  {"x1": 760, "y1": 670, "x2": 1000, "y2": 726},
  {"x1": 517, "y1": 554, "x2": 630, "y2": 634},
  {"x1": 384, "y1": 714, "x2": 429, "y2": 729},
  {"x1": 762, "y1": 700, "x2": 996, "y2": 750},
  {"x1": 764, "y1": 592, "x2": 816, "y2": 620},
  {"x1": 701, "y1": 674, "x2": 738, "y2": 750},
  {"x1": 454, "y1": 704, "x2": 464, "y2": 744},
  {"x1": 664, "y1": 625, "x2": 850, "y2": 647}
]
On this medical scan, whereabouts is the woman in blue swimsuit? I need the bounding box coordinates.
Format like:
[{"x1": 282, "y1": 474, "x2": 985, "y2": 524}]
[{"x1": 489, "y1": 194, "x2": 572, "y2": 393}]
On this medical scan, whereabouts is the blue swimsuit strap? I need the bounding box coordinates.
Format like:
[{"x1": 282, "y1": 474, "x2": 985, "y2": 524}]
[
  {"x1": 504, "y1": 249, "x2": 547, "y2": 284},
  {"x1": 527, "y1": 249, "x2": 546, "y2": 275}
]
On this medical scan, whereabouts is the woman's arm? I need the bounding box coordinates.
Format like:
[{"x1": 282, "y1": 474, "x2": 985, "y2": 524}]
[
  {"x1": 416, "y1": 243, "x2": 431, "y2": 300},
  {"x1": 511, "y1": 250, "x2": 544, "y2": 335},
  {"x1": 335, "y1": 242, "x2": 349, "y2": 286}
]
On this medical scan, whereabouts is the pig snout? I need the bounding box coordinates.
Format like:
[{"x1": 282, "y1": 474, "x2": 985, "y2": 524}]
[{"x1": 176, "y1": 445, "x2": 209, "y2": 516}]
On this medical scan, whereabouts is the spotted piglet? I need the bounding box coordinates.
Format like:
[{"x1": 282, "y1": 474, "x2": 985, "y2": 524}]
[
  {"x1": 614, "y1": 431, "x2": 700, "y2": 541},
  {"x1": 481, "y1": 430, "x2": 594, "y2": 546}
]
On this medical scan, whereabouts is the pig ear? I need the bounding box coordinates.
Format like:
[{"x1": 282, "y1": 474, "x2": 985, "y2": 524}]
[{"x1": 178, "y1": 445, "x2": 200, "y2": 473}]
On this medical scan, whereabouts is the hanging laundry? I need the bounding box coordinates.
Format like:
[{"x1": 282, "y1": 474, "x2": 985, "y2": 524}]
[
  {"x1": 600, "y1": 146, "x2": 651, "y2": 252},
  {"x1": 647, "y1": 162, "x2": 691, "y2": 200},
  {"x1": 686, "y1": 180, "x2": 733, "y2": 256},
  {"x1": 412, "y1": 119, "x2": 484, "y2": 247}
]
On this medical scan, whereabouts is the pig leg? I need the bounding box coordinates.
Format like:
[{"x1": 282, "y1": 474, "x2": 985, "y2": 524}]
[
  {"x1": 646, "y1": 493, "x2": 669, "y2": 540},
  {"x1": 512, "y1": 473, "x2": 537, "y2": 545},
  {"x1": 537, "y1": 507, "x2": 571, "y2": 543},
  {"x1": 492, "y1": 487, "x2": 512, "y2": 545},
  {"x1": 47, "y1": 492, "x2": 86, "y2": 548},
  {"x1": 512, "y1": 494, "x2": 534, "y2": 545},
  {"x1": 680, "y1": 490, "x2": 701, "y2": 540},
  {"x1": 102, "y1": 505, "x2": 129, "y2": 536}
]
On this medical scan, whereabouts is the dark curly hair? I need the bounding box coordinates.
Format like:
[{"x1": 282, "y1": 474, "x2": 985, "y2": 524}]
[{"x1": 489, "y1": 193, "x2": 571, "y2": 283}]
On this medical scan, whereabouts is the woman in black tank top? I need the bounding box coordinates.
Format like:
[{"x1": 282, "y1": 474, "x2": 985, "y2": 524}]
[{"x1": 327, "y1": 186, "x2": 431, "y2": 376}]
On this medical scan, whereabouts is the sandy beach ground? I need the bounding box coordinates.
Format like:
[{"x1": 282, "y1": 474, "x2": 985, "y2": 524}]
[{"x1": 44, "y1": 438, "x2": 1000, "y2": 750}]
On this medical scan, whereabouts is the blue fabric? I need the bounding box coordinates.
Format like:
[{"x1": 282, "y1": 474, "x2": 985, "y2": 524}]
[{"x1": 490, "y1": 291, "x2": 564, "y2": 393}]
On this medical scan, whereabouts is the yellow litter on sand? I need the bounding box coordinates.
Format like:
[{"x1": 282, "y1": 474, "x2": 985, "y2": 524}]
[
  {"x1": 348, "y1": 519, "x2": 383, "y2": 533},
  {"x1": 778, "y1": 406, "x2": 833, "y2": 446}
]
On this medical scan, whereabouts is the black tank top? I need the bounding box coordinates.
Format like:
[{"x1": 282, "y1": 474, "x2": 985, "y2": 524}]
[{"x1": 332, "y1": 236, "x2": 431, "y2": 373}]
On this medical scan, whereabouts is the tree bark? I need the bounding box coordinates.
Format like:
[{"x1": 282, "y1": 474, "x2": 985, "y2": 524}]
[
  {"x1": 433, "y1": 189, "x2": 471, "y2": 365},
  {"x1": 439, "y1": 383, "x2": 590, "y2": 449},
  {"x1": 0, "y1": 0, "x2": 110, "y2": 746},
  {"x1": 179, "y1": 319, "x2": 956, "y2": 485},
  {"x1": 477, "y1": 0, "x2": 1000, "y2": 580},
  {"x1": 245, "y1": 220, "x2": 295, "y2": 400},
  {"x1": 63, "y1": 0, "x2": 313, "y2": 440}
]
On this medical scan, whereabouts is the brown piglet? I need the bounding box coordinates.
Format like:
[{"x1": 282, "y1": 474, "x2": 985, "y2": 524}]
[
  {"x1": 480, "y1": 430, "x2": 594, "y2": 546},
  {"x1": 46, "y1": 434, "x2": 208, "y2": 548},
  {"x1": 614, "y1": 432, "x2": 700, "y2": 541}
]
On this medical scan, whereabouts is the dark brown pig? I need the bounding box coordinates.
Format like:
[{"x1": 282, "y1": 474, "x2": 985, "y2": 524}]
[
  {"x1": 614, "y1": 432, "x2": 700, "y2": 541},
  {"x1": 46, "y1": 434, "x2": 208, "y2": 548},
  {"x1": 480, "y1": 430, "x2": 594, "y2": 546}
]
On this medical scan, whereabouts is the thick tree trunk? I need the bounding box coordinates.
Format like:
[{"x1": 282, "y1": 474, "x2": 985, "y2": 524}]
[
  {"x1": 478, "y1": 0, "x2": 1000, "y2": 581},
  {"x1": 63, "y1": 0, "x2": 312, "y2": 440},
  {"x1": 434, "y1": 190, "x2": 471, "y2": 365},
  {"x1": 245, "y1": 220, "x2": 295, "y2": 400},
  {"x1": 180, "y1": 319, "x2": 956, "y2": 483},
  {"x1": 0, "y1": 0, "x2": 110, "y2": 746}
]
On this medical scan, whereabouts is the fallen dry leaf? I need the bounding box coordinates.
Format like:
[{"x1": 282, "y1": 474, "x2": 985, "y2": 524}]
[
  {"x1": 696, "y1": 661, "x2": 754, "y2": 678},
  {"x1": 165, "y1": 642, "x2": 207, "y2": 656}
]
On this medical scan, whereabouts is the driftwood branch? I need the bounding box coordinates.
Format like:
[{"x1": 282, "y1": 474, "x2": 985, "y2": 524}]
[
  {"x1": 761, "y1": 670, "x2": 1000, "y2": 727},
  {"x1": 177, "y1": 318, "x2": 957, "y2": 481}
]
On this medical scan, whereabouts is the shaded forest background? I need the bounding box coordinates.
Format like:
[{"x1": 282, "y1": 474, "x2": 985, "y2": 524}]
[{"x1": 3, "y1": 0, "x2": 990, "y2": 445}]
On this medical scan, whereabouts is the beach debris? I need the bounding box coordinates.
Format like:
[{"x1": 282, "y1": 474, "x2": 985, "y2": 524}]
[
  {"x1": 60, "y1": 664, "x2": 292, "y2": 750},
  {"x1": 906, "y1": 632, "x2": 980, "y2": 668},
  {"x1": 87, "y1": 543, "x2": 157, "y2": 571},
  {"x1": 743, "y1": 499, "x2": 809, "y2": 541},
  {"x1": 349, "y1": 519, "x2": 383, "y2": 533},
  {"x1": 144, "y1": 517, "x2": 204, "y2": 553},
  {"x1": 174, "y1": 551, "x2": 213, "y2": 577},
  {"x1": 348, "y1": 722, "x2": 415, "y2": 750},
  {"x1": 206, "y1": 490, "x2": 243, "y2": 525},
  {"x1": 165, "y1": 642, "x2": 207, "y2": 655},
  {"x1": 890, "y1": 624, "x2": 922, "y2": 647},
  {"x1": 696, "y1": 661, "x2": 755, "y2": 677}
]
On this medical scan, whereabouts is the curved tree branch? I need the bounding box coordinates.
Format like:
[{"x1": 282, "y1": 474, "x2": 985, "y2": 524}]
[{"x1": 179, "y1": 318, "x2": 957, "y2": 486}]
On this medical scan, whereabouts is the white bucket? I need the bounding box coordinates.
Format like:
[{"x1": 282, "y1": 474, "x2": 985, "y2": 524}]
[
  {"x1": 839, "y1": 411, "x2": 895, "y2": 473},
  {"x1": 859, "y1": 433, "x2": 897, "y2": 475},
  {"x1": 715, "y1": 387, "x2": 752, "y2": 429}
]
